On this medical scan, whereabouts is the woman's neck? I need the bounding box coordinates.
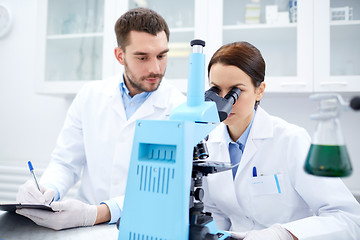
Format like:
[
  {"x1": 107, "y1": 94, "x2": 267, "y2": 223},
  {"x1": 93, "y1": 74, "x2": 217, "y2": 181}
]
[{"x1": 227, "y1": 113, "x2": 253, "y2": 142}]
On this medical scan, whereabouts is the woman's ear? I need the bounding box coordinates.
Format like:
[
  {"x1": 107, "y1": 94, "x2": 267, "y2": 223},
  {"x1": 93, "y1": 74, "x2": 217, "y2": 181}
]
[
  {"x1": 256, "y1": 82, "x2": 266, "y2": 101},
  {"x1": 114, "y1": 47, "x2": 125, "y2": 65}
]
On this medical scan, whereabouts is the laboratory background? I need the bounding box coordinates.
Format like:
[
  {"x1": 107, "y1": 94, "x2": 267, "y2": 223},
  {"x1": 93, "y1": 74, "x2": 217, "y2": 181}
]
[{"x1": 0, "y1": 0, "x2": 359, "y2": 203}]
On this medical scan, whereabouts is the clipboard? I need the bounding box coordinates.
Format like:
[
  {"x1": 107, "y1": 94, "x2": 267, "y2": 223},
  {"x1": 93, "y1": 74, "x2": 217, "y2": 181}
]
[{"x1": 0, "y1": 203, "x2": 54, "y2": 212}]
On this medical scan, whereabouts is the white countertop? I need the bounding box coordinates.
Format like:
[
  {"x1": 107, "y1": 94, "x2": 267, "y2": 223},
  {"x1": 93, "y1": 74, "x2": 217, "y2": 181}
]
[{"x1": 0, "y1": 211, "x2": 118, "y2": 240}]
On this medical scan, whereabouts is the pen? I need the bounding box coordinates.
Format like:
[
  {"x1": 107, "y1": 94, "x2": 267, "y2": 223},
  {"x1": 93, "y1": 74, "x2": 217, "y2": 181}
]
[
  {"x1": 274, "y1": 174, "x2": 281, "y2": 194},
  {"x1": 28, "y1": 161, "x2": 41, "y2": 191},
  {"x1": 252, "y1": 166, "x2": 257, "y2": 177}
]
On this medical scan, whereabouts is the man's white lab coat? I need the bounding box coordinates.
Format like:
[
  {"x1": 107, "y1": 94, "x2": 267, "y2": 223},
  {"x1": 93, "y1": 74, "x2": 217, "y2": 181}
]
[{"x1": 40, "y1": 74, "x2": 185, "y2": 210}]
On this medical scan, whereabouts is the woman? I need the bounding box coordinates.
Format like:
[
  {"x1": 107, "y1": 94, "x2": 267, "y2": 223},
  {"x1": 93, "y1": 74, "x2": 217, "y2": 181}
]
[{"x1": 202, "y1": 41, "x2": 360, "y2": 240}]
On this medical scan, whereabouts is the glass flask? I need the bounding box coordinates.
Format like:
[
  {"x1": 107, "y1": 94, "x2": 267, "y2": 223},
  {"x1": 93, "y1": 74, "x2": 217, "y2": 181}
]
[{"x1": 304, "y1": 98, "x2": 352, "y2": 177}]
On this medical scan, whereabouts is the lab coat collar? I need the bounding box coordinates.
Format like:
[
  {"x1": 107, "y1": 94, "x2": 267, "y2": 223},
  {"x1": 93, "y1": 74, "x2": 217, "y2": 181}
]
[
  {"x1": 107, "y1": 73, "x2": 171, "y2": 123},
  {"x1": 207, "y1": 106, "x2": 274, "y2": 175},
  {"x1": 127, "y1": 78, "x2": 173, "y2": 121},
  {"x1": 208, "y1": 106, "x2": 274, "y2": 143},
  {"x1": 106, "y1": 73, "x2": 170, "y2": 108},
  {"x1": 250, "y1": 106, "x2": 274, "y2": 140},
  {"x1": 141, "y1": 78, "x2": 174, "y2": 109}
]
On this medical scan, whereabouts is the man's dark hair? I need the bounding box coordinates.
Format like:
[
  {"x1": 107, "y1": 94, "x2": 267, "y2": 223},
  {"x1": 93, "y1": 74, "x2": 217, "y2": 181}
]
[{"x1": 114, "y1": 8, "x2": 170, "y2": 49}]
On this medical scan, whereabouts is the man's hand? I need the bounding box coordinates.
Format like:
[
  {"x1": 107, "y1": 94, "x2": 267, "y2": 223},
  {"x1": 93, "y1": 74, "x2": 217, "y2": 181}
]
[
  {"x1": 16, "y1": 199, "x2": 97, "y2": 230},
  {"x1": 16, "y1": 179, "x2": 55, "y2": 205},
  {"x1": 231, "y1": 224, "x2": 295, "y2": 240}
]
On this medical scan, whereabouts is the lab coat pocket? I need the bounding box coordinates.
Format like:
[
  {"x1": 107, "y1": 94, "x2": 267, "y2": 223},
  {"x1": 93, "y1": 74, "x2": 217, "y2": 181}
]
[
  {"x1": 249, "y1": 174, "x2": 282, "y2": 196},
  {"x1": 248, "y1": 174, "x2": 287, "y2": 226}
]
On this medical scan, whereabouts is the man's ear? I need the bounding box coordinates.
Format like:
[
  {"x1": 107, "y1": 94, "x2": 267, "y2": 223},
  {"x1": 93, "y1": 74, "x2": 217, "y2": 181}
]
[{"x1": 114, "y1": 47, "x2": 125, "y2": 65}]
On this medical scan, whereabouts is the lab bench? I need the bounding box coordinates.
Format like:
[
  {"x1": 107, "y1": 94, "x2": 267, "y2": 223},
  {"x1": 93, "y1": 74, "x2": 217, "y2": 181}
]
[{"x1": 0, "y1": 211, "x2": 118, "y2": 240}]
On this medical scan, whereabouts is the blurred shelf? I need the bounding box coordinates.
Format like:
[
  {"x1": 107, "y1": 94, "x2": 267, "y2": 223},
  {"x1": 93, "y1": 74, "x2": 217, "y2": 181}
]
[
  {"x1": 168, "y1": 42, "x2": 191, "y2": 58},
  {"x1": 330, "y1": 20, "x2": 360, "y2": 26},
  {"x1": 223, "y1": 26, "x2": 297, "y2": 44},
  {"x1": 47, "y1": 32, "x2": 104, "y2": 39},
  {"x1": 223, "y1": 23, "x2": 297, "y2": 30},
  {"x1": 331, "y1": 21, "x2": 360, "y2": 40},
  {"x1": 169, "y1": 27, "x2": 194, "y2": 33}
]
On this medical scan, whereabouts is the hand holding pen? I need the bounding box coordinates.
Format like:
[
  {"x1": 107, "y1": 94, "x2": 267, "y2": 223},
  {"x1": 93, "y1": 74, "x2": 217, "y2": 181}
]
[{"x1": 16, "y1": 161, "x2": 56, "y2": 205}]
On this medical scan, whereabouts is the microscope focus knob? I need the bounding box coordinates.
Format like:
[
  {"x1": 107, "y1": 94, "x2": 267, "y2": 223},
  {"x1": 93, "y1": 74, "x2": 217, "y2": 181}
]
[{"x1": 194, "y1": 188, "x2": 204, "y2": 201}]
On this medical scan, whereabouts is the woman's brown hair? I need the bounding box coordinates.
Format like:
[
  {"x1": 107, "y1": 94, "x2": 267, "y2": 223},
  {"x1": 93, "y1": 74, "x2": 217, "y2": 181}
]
[{"x1": 208, "y1": 41, "x2": 265, "y2": 88}]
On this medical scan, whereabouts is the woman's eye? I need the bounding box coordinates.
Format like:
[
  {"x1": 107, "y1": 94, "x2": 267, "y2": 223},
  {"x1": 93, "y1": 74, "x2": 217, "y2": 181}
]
[{"x1": 210, "y1": 86, "x2": 220, "y2": 94}]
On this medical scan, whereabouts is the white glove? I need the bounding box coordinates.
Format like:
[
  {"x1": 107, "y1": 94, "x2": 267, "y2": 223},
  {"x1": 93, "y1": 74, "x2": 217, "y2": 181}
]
[
  {"x1": 16, "y1": 179, "x2": 56, "y2": 205},
  {"x1": 231, "y1": 224, "x2": 294, "y2": 240},
  {"x1": 228, "y1": 231, "x2": 247, "y2": 239},
  {"x1": 16, "y1": 199, "x2": 97, "y2": 230}
]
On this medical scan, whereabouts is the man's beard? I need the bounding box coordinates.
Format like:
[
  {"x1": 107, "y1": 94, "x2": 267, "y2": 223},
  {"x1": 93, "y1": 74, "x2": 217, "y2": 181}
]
[{"x1": 124, "y1": 60, "x2": 165, "y2": 93}]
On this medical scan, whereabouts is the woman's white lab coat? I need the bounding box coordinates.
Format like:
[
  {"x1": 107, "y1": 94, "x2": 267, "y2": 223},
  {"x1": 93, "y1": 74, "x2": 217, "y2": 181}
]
[
  {"x1": 202, "y1": 106, "x2": 360, "y2": 239},
  {"x1": 40, "y1": 74, "x2": 185, "y2": 209}
]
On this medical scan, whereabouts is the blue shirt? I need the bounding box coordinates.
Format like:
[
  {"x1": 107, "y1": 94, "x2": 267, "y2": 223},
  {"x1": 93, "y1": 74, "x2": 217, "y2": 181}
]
[
  {"x1": 228, "y1": 110, "x2": 256, "y2": 178},
  {"x1": 119, "y1": 76, "x2": 152, "y2": 119}
]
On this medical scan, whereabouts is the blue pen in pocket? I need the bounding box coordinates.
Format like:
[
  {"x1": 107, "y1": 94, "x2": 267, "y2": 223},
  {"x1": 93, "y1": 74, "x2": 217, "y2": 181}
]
[
  {"x1": 274, "y1": 174, "x2": 281, "y2": 194},
  {"x1": 252, "y1": 166, "x2": 257, "y2": 177}
]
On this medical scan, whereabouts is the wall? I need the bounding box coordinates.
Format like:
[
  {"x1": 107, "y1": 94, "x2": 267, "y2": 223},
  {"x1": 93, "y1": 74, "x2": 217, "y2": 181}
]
[
  {"x1": 0, "y1": 0, "x2": 359, "y2": 196},
  {"x1": 0, "y1": 0, "x2": 72, "y2": 168}
]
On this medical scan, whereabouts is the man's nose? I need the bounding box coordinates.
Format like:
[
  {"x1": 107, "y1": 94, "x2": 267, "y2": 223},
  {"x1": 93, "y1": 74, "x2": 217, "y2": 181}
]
[{"x1": 147, "y1": 58, "x2": 161, "y2": 74}]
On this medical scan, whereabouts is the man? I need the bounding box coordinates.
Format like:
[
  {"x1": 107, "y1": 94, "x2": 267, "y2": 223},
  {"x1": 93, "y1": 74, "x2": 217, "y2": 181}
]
[{"x1": 16, "y1": 8, "x2": 185, "y2": 230}]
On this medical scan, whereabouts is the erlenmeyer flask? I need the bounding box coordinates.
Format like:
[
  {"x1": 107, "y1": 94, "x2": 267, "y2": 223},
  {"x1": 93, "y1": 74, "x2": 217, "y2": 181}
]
[{"x1": 304, "y1": 99, "x2": 352, "y2": 177}]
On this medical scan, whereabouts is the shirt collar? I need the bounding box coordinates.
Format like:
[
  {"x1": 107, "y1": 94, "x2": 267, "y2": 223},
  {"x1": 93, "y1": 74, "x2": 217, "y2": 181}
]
[
  {"x1": 119, "y1": 75, "x2": 151, "y2": 100},
  {"x1": 119, "y1": 75, "x2": 129, "y2": 97}
]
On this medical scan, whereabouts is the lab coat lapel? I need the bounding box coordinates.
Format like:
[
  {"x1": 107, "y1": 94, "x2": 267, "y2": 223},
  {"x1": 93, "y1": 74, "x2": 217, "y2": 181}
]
[
  {"x1": 206, "y1": 141, "x2": 240, "y2": 211},
  {"x1": 127, "y1": 81, "x2": 169, "y2": 124},
  {"x1": 103, "y1": 74, "x2": 127, "y2": 121},
  {"x1": 128, "y1": 98, "x2": 155, "y2": 122},
  {"x1": 238, "y1": 107, "x2": 274, "y2": 170},
  {"x1": 207, "y1": 142, "x2": 236, "y2": 196},
  {"x1": 107, "y1": 74, "x2": 170, "y2": 125},
  {"x1": 110, "y1": 89, "x2": 127, "y2": 121},
  {"x1": 207, "y1": 124, "x2": 236, "y2": 184},
  {"x1": 237, "y1": 138, "x2": 257, "y2": 171}
]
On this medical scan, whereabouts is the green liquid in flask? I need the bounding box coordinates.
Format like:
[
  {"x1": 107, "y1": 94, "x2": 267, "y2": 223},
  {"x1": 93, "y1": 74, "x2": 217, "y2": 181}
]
[{"x1": 304, "y1": 144, "x2": 352, "y2": 177}]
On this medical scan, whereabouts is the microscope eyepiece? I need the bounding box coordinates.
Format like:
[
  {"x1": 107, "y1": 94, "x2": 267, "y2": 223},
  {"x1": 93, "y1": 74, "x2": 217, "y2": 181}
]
[
  {"x1": 224, "y1": 88, "x2": 241, "y2": 105},
  {"x1": 205, "y1": 87, "x2": 241, "y2": 122},
  {"x1": 190, "y1": 39, "x2": 205, "y2": 54},
  {"x1": 190, "y1": 39, "x2": 205, "y2": 47}
]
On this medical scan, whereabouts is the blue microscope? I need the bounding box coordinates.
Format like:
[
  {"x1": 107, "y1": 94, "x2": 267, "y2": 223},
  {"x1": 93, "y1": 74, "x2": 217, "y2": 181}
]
[{"x1": 117, "y1": 40, "x2": 239, "y2": 240}]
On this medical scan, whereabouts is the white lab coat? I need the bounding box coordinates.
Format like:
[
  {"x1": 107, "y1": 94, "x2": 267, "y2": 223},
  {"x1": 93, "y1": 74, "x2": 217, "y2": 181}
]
[
  {"x1": 202, "y1": 106, "x2": 360, "y2": 240},
  {"x1": 40, "y1": 74, "x2": 185, "y2": 210}
]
